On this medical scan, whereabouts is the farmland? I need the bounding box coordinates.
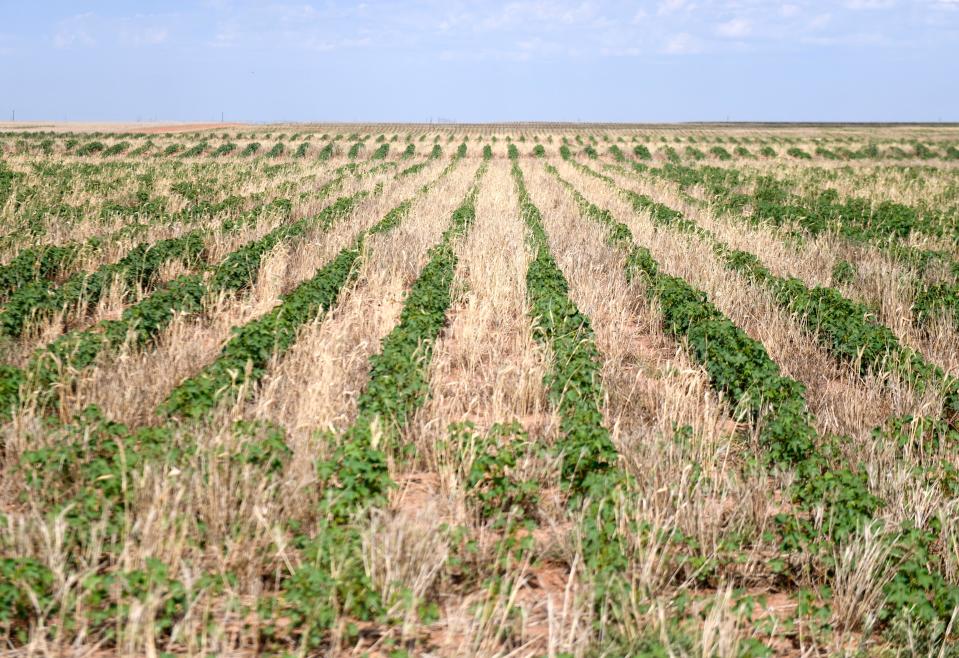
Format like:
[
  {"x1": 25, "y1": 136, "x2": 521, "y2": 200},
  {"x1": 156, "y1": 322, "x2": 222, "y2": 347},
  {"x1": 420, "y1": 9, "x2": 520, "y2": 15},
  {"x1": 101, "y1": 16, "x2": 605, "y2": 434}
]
[{"x1": 1, "y1": 123, "x2": 959, "y2": 656}]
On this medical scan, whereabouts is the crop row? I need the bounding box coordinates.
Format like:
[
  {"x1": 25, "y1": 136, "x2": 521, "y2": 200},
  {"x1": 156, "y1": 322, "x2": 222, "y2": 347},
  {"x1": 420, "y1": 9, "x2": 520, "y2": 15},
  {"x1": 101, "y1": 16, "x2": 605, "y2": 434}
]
[
  {"x1": 566, "y1": 156, "x2": 959, "y2": 419},
  {"x1": 629, "y1": 162, "x2": 959, "y2": 331},
  {"x1": 510, "y1": 156, "x2": 649, "y2": 648},
  {"x1": 547, "y1": 161, "x2": 959, "y2": 636},
  {"x1": 0, "y1": 157, "x2": 327, "y2": 270},
  {"x1": 0, "y1": 158, "x2": 351, "y2": 333},
  {"x1": 265, "y1": 161, "x2": 487, "y2": 649},
  {"x1": 0, "y1": 164, "x2": 397, "y2": 420},
  {"x1": 161, "y1": 151, "x2": 467, "y2": 420}
]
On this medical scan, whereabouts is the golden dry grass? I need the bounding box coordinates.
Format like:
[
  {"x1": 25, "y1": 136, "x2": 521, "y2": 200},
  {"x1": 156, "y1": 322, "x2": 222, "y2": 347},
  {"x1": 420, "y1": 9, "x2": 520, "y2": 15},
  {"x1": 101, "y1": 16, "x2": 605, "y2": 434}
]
[{"x1": 0, "y1": 125, "x2": 958, "y2": 656}]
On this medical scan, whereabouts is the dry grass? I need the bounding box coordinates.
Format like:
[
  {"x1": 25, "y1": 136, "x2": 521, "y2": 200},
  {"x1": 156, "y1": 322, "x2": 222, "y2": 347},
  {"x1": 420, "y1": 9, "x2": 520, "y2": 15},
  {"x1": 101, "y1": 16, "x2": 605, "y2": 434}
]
[{"x1": 1, "y1": 126, "x2": 958, "y2": 656}]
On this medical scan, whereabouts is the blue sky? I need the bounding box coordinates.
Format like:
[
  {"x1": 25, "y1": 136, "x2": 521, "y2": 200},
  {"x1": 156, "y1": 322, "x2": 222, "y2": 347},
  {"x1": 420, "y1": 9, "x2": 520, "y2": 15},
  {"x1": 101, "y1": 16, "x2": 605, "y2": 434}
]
[{"x1": 1, "y1": 1, "x2": 957, "y2": 122}]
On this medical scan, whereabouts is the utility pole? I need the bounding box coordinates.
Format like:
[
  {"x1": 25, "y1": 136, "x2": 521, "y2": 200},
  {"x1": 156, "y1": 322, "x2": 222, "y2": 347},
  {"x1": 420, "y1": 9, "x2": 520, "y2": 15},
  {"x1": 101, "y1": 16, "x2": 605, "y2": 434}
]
[
  {"x1": 11, "y1": 109, "x2": 14, "y2": 122},
  {"x1": 221, "y1": 111, "x2": 224, "y2": 123}
]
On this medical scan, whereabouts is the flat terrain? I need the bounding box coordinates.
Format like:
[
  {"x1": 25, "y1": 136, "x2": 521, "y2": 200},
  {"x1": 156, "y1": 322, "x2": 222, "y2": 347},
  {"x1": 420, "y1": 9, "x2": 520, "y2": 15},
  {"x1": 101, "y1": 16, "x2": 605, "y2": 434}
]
[{"x1": 1, "y1": 125, "x2": 959, "y2": 656}]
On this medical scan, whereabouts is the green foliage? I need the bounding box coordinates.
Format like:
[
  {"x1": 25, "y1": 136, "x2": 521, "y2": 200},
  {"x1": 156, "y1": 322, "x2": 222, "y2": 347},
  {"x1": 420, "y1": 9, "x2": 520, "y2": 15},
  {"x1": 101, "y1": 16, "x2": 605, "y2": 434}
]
[
  {"x1": 451, "y1": 421, "x2": 541, "y2": 523},
  {"x1": 181, "y1": 141, "x2": 209, "y2": 157},
  {"x1": 212, "y1": 142, "x2": 237, "y2": 156},
  {"x1": 76, "y1": 141, "x2": 106, "y2": 156},
  {"x1": 512, "y1": 162, "x2": 615, "y2": 496},
  {"x1": 914, "y1": 283, "x2": 959, "y2": 328},
  {"x1": 830, "y1": 259, "x2": 857, "y2": 287},
  {"x1": 709, "y1": 146, "x2": 732, "y2": 161},
  {"x1": 0, "y1": 231, "x2": 205, "y2": 338},
  {"x1": 102, "y1": 141, "x2": 129, "y2": 156},
  {"x1": 0, "y1": 557, "x2": 56, "y2": 643},
  {"x1": 0, "y1": 243, "x2": 82, "y2": 301}
]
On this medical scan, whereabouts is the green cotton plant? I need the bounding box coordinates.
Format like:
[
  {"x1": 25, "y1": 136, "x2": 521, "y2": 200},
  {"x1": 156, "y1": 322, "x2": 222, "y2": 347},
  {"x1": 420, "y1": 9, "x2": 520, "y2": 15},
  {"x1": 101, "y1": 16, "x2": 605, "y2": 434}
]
[
  {"x1": 914, "y1": 283, "x2": 959, "y2": 328},
  {"x1": 317, "y1": 142, "x2": 334, "y2": 160},
  {"x1": 449, "y1": 421, "x2": 542, "y2": 524},
  {"x1": 552, "y1": 157, "x2": 959, "y2": 630},
  {"x1": 580, "y1": 159, "x2": 959, "y2": 416},
  {"x1": 264, "y1": 163, "x2": 487, "y2": 650},
  {"x1": 0, "y1": 231, "x2": 205, "y2": 338},
  {"x1": 512, "y1": 162, "x2": 616, "y2": 496},
  {"x1": 162, "y1": 159, "x2": 466, "y2": 421},
  {"x1": 0, "y1": 242, "x2": 83, "y2": 301},
  {"x1": 181, "y1": 141, "x2": 208, "y2": 157},
  {"x1": 0, "y1": 175, "x2": 371, "y2": 420},
  {"x1": 213, "y1": 142, "x2": 237, "y2": 156},
  {"x1": 76, "y1": 141, "x2": 105, "y2": 156},
  {"x1": 633, "y1": 144, "x2": 652, "y2": 160}
]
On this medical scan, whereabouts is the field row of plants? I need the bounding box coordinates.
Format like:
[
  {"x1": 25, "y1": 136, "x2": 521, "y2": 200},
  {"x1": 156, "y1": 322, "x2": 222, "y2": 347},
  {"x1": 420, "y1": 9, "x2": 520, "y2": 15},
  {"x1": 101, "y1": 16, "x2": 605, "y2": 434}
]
[
  {"x1": 545, "y1": 159, "x2": 959, "y2": 647},
  {"x1": 0, "y1": 162, "x2": 406, "y2": 421},
  {"x1": 0, "y1": 165, "x2": 364, "y2": 328},
  {"x1": 562, "y1": 155, "x2": 959, "y2": 420},
  {"x1": 161, "y1": 152, "x2": 468, "y2": 420},
  {"x1": 0, "y1": 148, "x2": 477, "y2": 652},
  {"x1": 616, "y1": 161, "x2": 959, "y2": 332},
  {"x1": 0, "y1": 157, "x2": 331, "y2": 261},
  {"x1": 2, "y1": 128, "x2": 959, "y2": 654}
]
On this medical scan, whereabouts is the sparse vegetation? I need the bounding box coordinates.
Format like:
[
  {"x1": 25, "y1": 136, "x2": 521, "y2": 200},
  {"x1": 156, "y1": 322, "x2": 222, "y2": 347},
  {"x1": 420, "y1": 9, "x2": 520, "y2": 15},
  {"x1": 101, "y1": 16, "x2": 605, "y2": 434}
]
[{"x1": 1, "y1": 124, "x2": 958, "y2": 656}]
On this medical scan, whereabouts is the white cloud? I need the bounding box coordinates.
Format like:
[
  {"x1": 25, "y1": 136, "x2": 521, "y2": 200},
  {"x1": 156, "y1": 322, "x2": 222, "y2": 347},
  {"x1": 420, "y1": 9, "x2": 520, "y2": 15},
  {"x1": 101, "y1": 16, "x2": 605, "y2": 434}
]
[
  {"x1": 53, "y1": 13, "x2": 96, "y2": 48},
  {"x1": 662, "y1": 32, "x2": 701, "y2": 53},
  {"x1": 477, "y1": 1, "x2": 600, "y2": 30},
  {"x1": 716, "y1": 18, "x2": 751, "y2": 38},
  {"x1": 844, "y1": 0, "x2": 895, "y2": 8},
  {"x1": 120, "y1": 25, "x2": 169, "y2": 46},
  {"x1": 808, "y1": 13, "x2": 832, "y2": 28},
  {"x1": 658, "y1": 0, "x2": 690, "y2": 16},
  {"x1": 780, "y1": 4, "x2": 801, "y2": 17}
]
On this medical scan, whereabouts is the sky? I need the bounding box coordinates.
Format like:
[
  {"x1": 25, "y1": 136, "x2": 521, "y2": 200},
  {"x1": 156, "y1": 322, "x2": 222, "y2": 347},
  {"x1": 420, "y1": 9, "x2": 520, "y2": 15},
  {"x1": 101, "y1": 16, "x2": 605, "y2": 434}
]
[{"x1": 0, "y1": 0, "x2": 957, "y2": 123}]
